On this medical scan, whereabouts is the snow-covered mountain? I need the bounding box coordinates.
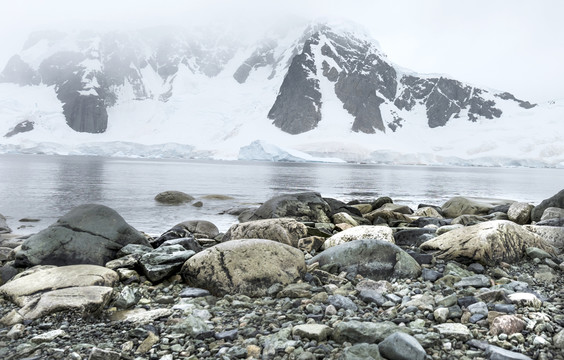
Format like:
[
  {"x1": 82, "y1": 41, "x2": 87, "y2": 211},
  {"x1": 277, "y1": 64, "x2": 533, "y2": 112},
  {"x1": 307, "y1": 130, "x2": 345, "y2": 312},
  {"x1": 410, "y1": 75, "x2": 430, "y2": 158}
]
[{"x1": 0, "y1": 21, "x2": 562, "y2": 167}]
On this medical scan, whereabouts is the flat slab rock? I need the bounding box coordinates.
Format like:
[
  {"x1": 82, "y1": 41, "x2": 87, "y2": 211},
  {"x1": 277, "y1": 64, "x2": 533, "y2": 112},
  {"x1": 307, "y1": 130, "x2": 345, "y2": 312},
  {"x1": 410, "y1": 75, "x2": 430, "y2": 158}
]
[{"x1": 0, "y1": 264, "x2": 118, "y2": 305}]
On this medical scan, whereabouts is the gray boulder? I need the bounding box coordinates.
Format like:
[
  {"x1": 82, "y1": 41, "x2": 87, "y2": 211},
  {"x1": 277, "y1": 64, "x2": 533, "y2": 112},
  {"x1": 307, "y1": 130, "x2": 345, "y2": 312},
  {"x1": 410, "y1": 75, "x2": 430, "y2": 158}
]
[
  {"x1": 181, "y1": 239, "x2": 306, "y2": 297},
  {"x1": 309, "y1": 239, "x2": 421, "y2": 281},
  {"x1": 420, "y1": 220, "x2": 556, "y2": 266},
  {"x1": 441, "y1": 197, "x2": 512, "y2": 218},
  {"x1": 378, "y1": 332, "x2": 426, "y2": 360},
  {"x1": 531, "y1": 189, "x2": 564, "y2": 221},
  {"x1": 222, "y1": 218, "x2": 308, "y2": 248},
  {"x1": 507, "y1": 202, "x2": 534, "y2": 225},
  {"x1": 15, "y1": 204, "x2": 150, "y2": 267},
  {"x1": 0, "y1": 214, "x2": 11, "y2": 234},
  {"x1": 154, "y1": 190, "x2": 194, "y2": 205},
  {"x1": 139, "y1": 244, "x2": 195, "y2": 283},
  {"x1": 176, "y1": 220, "x2": 219, "y2": 239},
  {"x1": 540, "y1": 207, "x2": 564, "y2": 221},
  {"x1": 248, "y1": 192, "x2": 331, "y2": 223}
]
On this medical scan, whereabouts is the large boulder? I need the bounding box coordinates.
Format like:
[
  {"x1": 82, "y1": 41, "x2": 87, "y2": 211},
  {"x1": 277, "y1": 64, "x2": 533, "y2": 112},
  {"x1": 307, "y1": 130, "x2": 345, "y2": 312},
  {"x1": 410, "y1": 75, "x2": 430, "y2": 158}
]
[
  {"x1": 15, "y1": 204, "x2": 150, "y2": 267},
  {"x1": 0, "y1": 214, "x2": 11, "y2": 234},
  {"x1": 441, "y1": 197, "x2": 512, "y2": 218},
  {"x1": 248, "y1": 192, "x2": 331, "y2": 223},
  {"x1": 181, "y1": 239, "x2": 306, "y2": 297},
  {"x1": 532, "y1": 189, "x2": 564, "y2": 222},
  {"x1": 540, "y1": 207, "x2": 564, "y2": 221},
  {"x1": 222, "y1": 218, "x2": 307, "y2": 248},
  {"x1": 420, "y1": 220, "x2": 556, "y2": 266},
  {"x1": 322, "y1": 225, "x2": 394, "y2": 250},
  {"x1": 0, "y1": 265, "x2": 117, "y2": 321},
  {"x1": 309, "y1": 239, "x2": 421, "y2": 281}
]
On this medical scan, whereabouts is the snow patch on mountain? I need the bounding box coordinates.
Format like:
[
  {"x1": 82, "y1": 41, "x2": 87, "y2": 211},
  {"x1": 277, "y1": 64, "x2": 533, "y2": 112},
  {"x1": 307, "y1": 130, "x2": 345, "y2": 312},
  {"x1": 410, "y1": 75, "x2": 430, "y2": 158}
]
[{"x1": 238, "y1": 140, "x2": 345, "y2": 163}]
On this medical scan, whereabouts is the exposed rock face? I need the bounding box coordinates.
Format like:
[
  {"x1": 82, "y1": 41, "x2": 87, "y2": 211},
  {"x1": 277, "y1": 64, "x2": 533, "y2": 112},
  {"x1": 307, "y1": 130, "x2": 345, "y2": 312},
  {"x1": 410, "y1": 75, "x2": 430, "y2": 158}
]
[
  {"x1": 222, "y1": 218, "x2": 308, "y2": 248},
  {"x1": 531, "y1": 189, "x2": 564, "y2": 222},
  {"x1": 420, "y1": 220, "x2": 556, "y2": 265},
  {"x1": 181, "y1": 239, "x2": 306, "y2": 297},
  {"x1": 4, "y1": 120, "x2": 34, "y2": 138},
  {"x1": 309, "y1": 239, "x2": 421, "y2": 281},
  {"x1": 15, "y1": 204, "x2": 150, "y2": 267},
  {"x1": 507, "y1": 202, "x2": 534, "y2": 225},
  {"x1": 249, "y1": 192, "x2": 331, "y2": 223}
]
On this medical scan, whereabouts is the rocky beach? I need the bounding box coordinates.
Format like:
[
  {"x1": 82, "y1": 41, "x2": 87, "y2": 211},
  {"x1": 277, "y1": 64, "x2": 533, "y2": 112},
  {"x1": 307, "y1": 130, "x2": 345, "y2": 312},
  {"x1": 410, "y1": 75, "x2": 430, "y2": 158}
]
[{"x1": 1, "y1": 189, "x2": 564, "y2": 360}]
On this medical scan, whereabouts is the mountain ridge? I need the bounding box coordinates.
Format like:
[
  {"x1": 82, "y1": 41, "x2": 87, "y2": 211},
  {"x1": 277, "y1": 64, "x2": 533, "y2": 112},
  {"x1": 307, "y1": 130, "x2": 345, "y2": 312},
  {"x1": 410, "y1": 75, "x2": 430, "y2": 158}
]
[{"x1": 0, "y1": 21, "x2": 562, "y2": 167}]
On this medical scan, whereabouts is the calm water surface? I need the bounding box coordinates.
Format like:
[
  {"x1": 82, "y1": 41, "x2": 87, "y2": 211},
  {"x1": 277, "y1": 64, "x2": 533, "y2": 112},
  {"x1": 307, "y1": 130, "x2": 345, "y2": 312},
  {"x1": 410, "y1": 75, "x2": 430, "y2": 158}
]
[{"x1": 1, "y1": 154, "x2": 563, "y2": 235}]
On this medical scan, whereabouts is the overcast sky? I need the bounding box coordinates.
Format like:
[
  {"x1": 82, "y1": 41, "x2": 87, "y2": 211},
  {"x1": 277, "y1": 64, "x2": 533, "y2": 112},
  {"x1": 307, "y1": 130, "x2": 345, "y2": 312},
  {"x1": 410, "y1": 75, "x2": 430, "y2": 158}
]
[{"x1": 1, "y1": 0, "x2": 563, "y2": 102}]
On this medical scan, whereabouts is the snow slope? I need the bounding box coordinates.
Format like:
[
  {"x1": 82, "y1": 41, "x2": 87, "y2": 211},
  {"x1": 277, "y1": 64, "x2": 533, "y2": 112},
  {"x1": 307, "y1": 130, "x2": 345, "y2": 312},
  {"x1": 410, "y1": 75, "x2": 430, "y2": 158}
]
[{"x1": 0, "y1": 22, "x2": 563, "y2": 167}]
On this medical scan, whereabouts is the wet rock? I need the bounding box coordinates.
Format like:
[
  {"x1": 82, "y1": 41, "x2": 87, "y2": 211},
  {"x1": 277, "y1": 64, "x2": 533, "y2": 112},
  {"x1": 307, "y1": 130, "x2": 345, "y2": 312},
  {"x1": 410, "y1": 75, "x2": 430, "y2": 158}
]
[
  {"x1": 0, "y1": 264, "x2": 18, "y2": 285},
  {"x1": 223, "y1": 218, "x2": 307, "y2": 247},
  {"x1": 139, "y1": 244, "x2": 195, "y2": 283},
  {"x1": 531, "y1": 189, "x2": 564, "y2": 222},
  {"x1": 15, "y1": 204, "x2": 150, "y2": 267},
  {"x1": 507, "y1": 202, "x2": 534, "y2": 224},
  {"x1": 248, "y1": 192, "x2": 331, "y2": 223},
  {"x1": 310, "y1": 239, "x2": 421, "y2": 281},
  {"x1": 181, "y1": 239, "x2": 306, "y2": 297},
  {"x1": 322, "y1": 225, "x2": 394, "y2": 249},
  {"x1": 422, "y1": 268, "x2": 442, "y2": 282},
  {"x1": 378, "y1": 332, "x2": 426, "y2": 360},
  {"x1": 420, "y1": 220, "x2": 555, "y2": 266},
  {"x1": 154, "y1": 190, "x2": 194, "y2": 205},
  {"x1": 114, "y1": 286, "x2": 140, "y2": 309}
]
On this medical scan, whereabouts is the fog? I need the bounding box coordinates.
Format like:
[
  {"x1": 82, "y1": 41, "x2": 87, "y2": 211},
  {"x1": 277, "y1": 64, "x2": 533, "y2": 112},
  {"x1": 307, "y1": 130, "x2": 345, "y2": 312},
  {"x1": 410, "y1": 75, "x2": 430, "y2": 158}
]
[{"x1": 1, "y1": 0, "x2": 563, "y2": 102}]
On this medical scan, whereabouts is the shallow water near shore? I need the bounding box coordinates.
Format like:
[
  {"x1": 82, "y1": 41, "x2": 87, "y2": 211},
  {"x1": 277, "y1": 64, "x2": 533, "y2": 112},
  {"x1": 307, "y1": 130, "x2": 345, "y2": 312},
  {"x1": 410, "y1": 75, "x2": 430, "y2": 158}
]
[{"x1": 1, "y1": 154, "x2": 563, "y2": 236}]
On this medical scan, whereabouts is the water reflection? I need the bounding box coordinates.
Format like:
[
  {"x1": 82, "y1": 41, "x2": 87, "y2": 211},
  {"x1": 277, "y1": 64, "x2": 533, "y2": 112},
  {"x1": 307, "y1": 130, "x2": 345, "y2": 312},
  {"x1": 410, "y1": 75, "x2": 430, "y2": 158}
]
[{"x1": 53, "y1": 156, "x2": 105, "y2": 214}]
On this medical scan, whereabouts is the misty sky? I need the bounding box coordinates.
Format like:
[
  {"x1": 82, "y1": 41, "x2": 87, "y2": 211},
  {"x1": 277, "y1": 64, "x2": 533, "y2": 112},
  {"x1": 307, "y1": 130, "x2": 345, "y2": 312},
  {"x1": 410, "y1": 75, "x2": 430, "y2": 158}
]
[{"x1": 1, "y1": 0, "x2": 563, "y2": 102}]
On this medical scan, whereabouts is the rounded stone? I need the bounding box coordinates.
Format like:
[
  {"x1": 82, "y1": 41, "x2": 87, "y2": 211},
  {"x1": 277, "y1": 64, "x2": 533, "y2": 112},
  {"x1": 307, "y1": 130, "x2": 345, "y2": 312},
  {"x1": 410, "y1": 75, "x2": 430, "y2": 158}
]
[{"x1": 181, "y1": 239, "x2": 306, "y2": 297}]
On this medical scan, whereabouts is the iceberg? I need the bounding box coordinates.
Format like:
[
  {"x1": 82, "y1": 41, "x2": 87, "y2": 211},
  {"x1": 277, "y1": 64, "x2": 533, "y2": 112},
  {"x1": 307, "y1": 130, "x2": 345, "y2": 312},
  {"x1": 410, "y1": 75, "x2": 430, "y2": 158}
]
[{"x1": 238, "y1": 140, "x2": 345, "y2": 163}]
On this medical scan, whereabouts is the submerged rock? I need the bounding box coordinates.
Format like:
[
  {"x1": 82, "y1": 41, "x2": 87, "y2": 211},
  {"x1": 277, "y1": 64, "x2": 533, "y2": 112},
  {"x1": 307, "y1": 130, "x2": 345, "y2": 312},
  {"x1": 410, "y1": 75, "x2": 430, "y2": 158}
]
[{"x1": 154, "y1": 190, "x2": 194, "y2": 205}]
